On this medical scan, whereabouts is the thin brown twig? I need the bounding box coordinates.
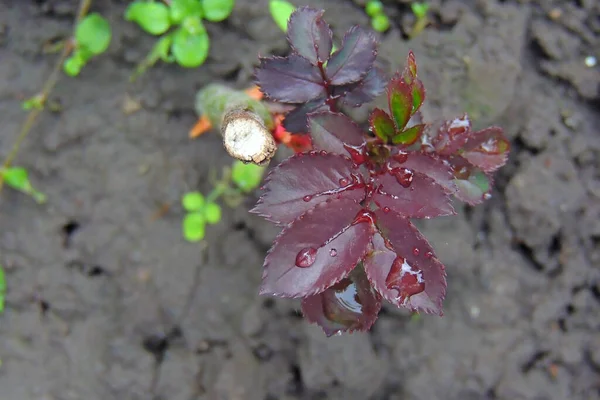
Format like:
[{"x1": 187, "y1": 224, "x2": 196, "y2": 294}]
[{"x1": 0, "y1": 0, "x2": 93, "y2": 195}]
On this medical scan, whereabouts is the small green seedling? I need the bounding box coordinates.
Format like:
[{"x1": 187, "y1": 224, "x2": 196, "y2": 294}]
[
  {"x1": 410, "y1": 1, "x2": 429, "y2": 37},
  {"x1": 126, "y1": 0, "x2": 235, "y2": 79},
  {"x1": 64, "y1": 13, "x2": 112, "y2": 77},
  {"x1": 0, "y1": 265, "x2": 5, "y2": 314},
  {"x1": 181, "y1": 160, "x2": 265, "y2": 242},
  {"x1": 0, "y1": 167, "x2": 46, "y2": 204},
  {"x1": 365, "y1": 0, "x2": 390, "y2": 33}
]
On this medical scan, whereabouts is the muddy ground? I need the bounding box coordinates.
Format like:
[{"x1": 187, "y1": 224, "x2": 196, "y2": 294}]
[{"x1": 0, "y1": 0, "x2": 599, "y2": 399}]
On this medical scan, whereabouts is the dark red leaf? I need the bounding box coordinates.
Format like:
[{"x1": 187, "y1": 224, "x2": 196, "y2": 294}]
[
  {"x1": 372, "y1": 171, "x2": 455, "y2": 218},
  {"x1": 369, "y1": 108, "x2": 395, "y2": 141},
  {"x1": 365, "y1": 212, "x2": 446, "y2": 314},
  {"x1": 287, "y1": 7, "x2": 333, "y2": 64},
  {"x1": 251, "y1": 153, "x2": 365, "y2": 225},
  {"x1": 325, "y1": 26, "x2": 377, "y2": 85},
  {"x1": 302, "y1": 266, "x2": 382, "y2": 336},
  {"x1": 387, "y1": 74, "x2": 413, "y2": 131},
  {"x1": 260, "y1": 198, "x2": 374, "y2": 298},
  {"x1": 389, "y1": 152, "x2": 458, "y2": 194},
  {"x1": 308, "y1": 111, "x2": 366, "y2": 155},
  {"x1": 391, "y1": 124, "x2": 424, "y2": 146},
  {"x1": 336, "y1": 67, "x2": 387, "y2": 107},
  {"x1": 433, "y1": 114, "x2": 472, "y2": 155},
  {"x1": 461, "y1": 127, "x2": 510, "y2": 173},
  {"x1": 256, "y1": 55, "x2": 325, "y2": 103},
  {"x1": 283, "y1": 97, "x2": 328, "y2": 134},
  {"x1": 401, "y1": 50, "x2": 418, "y2": 84}
]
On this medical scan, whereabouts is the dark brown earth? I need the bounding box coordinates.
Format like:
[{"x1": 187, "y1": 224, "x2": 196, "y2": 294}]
[{"x1": 1, "y1": 0, "x2": 599, "y2": 399}]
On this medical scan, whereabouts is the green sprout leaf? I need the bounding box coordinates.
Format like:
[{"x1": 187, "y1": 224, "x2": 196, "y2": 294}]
[
  {"x1": 171, "y1": 26, "x2": 209, "y2": 67},
  {"x1": 411, "y1": 2, "x2": 429, "y2": 20},
  {"x1": 125, "y1": 1, "x2": 171, "y2": 35},
  {"x1": 63, "y1": 54, "x2": 85, "y2": 76},
  {"x1": 231, "y1": 160, "x2": 265, "y2": 193},
  {"x1": 183, "y1": 212, "x2": 206, "y2": 241},
  {"x1": 75, "y1": 13, "x2": 112, "y2": 55},
  {"x1": 0, "y1": 167, "x2": 47, "y2": 204},
  {"x1": 371, "y1": 14, "x2": 390, "y2": 32},
  {"x1": 170, "y1": 0, "x2": 203, "y2": 24},
  {"x1": 0, "y1": 265, "x2": 5, "y2": 314},
  {"x1": 202, "y1": 0, "x2": 235, "y2": 22},
  {"x1": 182, "y1": 191, "x2": 205, "y2": 211},
  {"x1": 131, "y1": 34, "x2": 173, "y2": 81},
  {"x1": 269, "y1": 0, "x2": 296, "y2": 32},
  {"x1": 365, "y1": 0, "x2": 384, "y2": 17},
  {"x1": 22, "y1": 95, "x2": 44, "y2": 110},
  {"x1": 204, "y1": 202, "x2": 222, "y2": 224}
]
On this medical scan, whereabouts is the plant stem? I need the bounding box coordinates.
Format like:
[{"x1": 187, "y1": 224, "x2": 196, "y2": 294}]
[{"x1": 0, "y1": 0, "x2": 92, "y2": 196}]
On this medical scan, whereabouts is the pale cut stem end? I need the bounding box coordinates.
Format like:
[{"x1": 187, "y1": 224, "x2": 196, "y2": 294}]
[{"x1": 221, "y1": 108, "x2": 277, "y2": 165}]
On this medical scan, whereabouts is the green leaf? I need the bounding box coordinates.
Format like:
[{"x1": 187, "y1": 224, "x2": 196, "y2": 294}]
[
  {"x1": 269, "y1": 0, "x2": 296, "y2": 32},
  {"x1": 182, "y1": 191, "x2": 205, "y2": 211},
  {"x1": 391, "y1": 124, "x2": 425, "y2": 146},
  {"x1": 387, "y1": 74, "x2": 413, "y2": 131},
  {"x1": 369, "y1": 108, "x2": 395, "y2": 141},
  {"x1": 22, "y1": 95, "x2": 44, "y2": 110},
  {"x1": 1, "y1": 167, "x2": 47, "y2": 203},
  {"x1": 170, "y1": 0, "x2": 203, "y2": 24},
  {"x1": 411, "y1": 2, "x2": 429, "y2": 20},
  {"x1": 0, "y1": 264, "x2": 5, "y2": 314},
  {"x1": 183, "y1": 213, "x2": 206, "y2": 241},
  {"x1": 204, "y1": 202, "x2": 222, "y2": 224},
  {"x1": 125, "y1": 1, "x2": 171, "y2": 35},
  {"x1": 202, "y1": 0, "x2": 235, "y2": 22},
  {"x1": 63, "y1": 55, "x2": 84, "y2": 76},
  {"x1": 76, "y1": 13, "x2": 112, "y2": 55},
  {"x1": 231, "y1": 160, "x2": 266, "y2": 193},
  {"x1": 371, "y1": 14, "x2": 390, "y2": 32},
  {"x1": 181, "y1": 15, "x2": 204, "y2": 35},
  {"x1": 171, "y1": 27, "x2": 209, "y2": 67},
  {"x1": 131, "y1": 34, "x2": 173, "y2": 81},
  {"x1": 365, "y1": 1, "x2": 384, "y2": 17}
]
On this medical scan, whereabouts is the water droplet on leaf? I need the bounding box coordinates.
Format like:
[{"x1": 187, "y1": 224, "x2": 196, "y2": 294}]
[
  {"x1": 352, "y1": 209, "x2": 376, "y2": 225},
  {"x1": 412, "y1": 247, "x2": 420, "y2": 256},
  {"x1": 385, "y1": 257, "x2": 425, "y2": 303},
  {"x1": 295, "y1": 247, "x2": 317, "y2": 268},
  {"x1": 392, "y1": 167, "x2": 414, "y2": 188},
  {"x1": 425, "y1": 251, "x2": 433, "y2": 259},
  {"x1": 339, "y1": 178, "x2": 349, "y2": 186},
  {"x1": 393, "y1": 152, "x2": 408, "y2": 164},
  {"x1": 329, "y1": 248, "x2": 337, "y2": 257},
  {"x1": 303, "y1": 195, "x2": 313, "y2": 202},
  {"x1": 383, "y1": 206, "x2": 390, "y2": 213}
]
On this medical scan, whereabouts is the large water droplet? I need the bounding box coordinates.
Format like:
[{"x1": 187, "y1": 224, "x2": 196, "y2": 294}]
[
  {"x1": 295, "y1": 247, "x2": 317, "y2": 268},
  {"x1": 343, "y1": 143, "x2": 368, "y2": 165},
  {"x1": 385, "y1": 257, "x2": 425, "y2": 303},
  {"x1": 393, "y1": 152, "x2": 408, "y2": 164},
  {"x1": 329, "y1": 248, "x2": 337, "y2": 257},
  {"x1": 352, "y1": 209, "x2": 376, "y2": 225},
  {"x1": 392, "y1": 167, "x2": 414, "y2": 188},
  {"x1": 322, "y1": 278, "x2": 363, "y2": 326},
  {"x1": 303, "y1": 195, "x2": 313, "y2": 202}
]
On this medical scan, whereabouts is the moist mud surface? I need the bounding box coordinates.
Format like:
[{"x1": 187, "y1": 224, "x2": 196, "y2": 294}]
[{"x1": 1, "y1": 0, "x2": 599, "y2": 399}]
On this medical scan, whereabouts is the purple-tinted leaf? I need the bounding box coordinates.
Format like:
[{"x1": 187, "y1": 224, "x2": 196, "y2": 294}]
[
  {"x1": 453, "y1": 166, "x2": 493, "y2": 205},
  {"x1": 325, "y1": 26, "x2": 377, "y2": 85},
  {"x1": 251, "y1": 153, "x2": 365, "y2": 225},
  {"x1": 373, "y1": 171, "x2": 455, "y2": 218},
  {"x1": 391, "y1": 124, "x2": 425, "y2": 146},
  {"x1": 336, "y1": 67, "x2": 387, "y2": 107},
  {"x1": 308, "y1": 111, "x2": 366, "y2": 155},
  {"x1": 365, "y1": 213, "x2": 446, "y2": 315},
  {"x1": 283, "y1": 97, "x2": 328, "y2": 134},
  {"x1": 433, "y1": 114, "x2": 472, "y2": 155},
  {"x1": 287, "y1": 7, "x2": 332, "y2": 64},
  {"x1": 401, "y1": 50, "x2": 418, "y2": 84},
  {"x1": 256, "y1": 55, "x2": 325, "y2": 103},
  {"x1": 369, "y1": 108, "x2": 395, "y2": 141},
  {"x1": 387, "y1": 74, "x2": 413, "y2": 131},
  {"x1": 260, "y1": 198, "x2": 374, "y2": 298},
  {"x1": 461, "y1": 127, "x2": 510, "y2": 173},
  {"x1": 389, "y1": 152, "x2": 458, "y2": 194},
  {"x1": 302, "y1": 266, "x2": 382, "y2": 336}
]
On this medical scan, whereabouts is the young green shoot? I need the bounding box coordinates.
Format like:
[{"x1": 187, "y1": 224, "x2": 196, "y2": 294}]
[
  {"x1": 365, "y1": 0, "x2": 390, "y2": 33},
  {"x1": 181, "y1": 160, "x2": 266, "y2": 242},
  {"x1": 64, "y1": 13, "x2": 112, "y2": 76},
  {"x1": 126, "y1": 0, "x2": 235, "y2": 79},
  {"x1": 410, "y1": 2, "x2": 429, "y2": 38}
]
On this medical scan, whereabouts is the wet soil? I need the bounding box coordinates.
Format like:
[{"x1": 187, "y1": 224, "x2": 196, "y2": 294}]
[{"x1": 1, "y1": 0, "x2": 599, "y2": 399}]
